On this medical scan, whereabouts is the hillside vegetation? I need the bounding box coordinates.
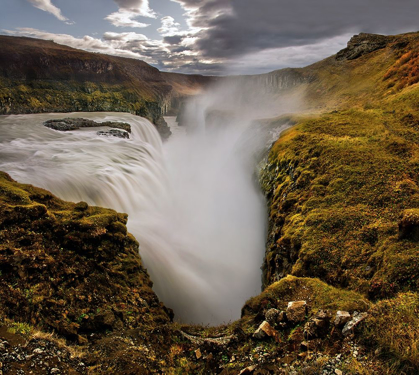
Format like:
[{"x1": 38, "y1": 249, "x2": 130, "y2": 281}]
[
  {"x1": 1, "y1": 32, "x2": 419, "y2": 374},
  {"x1": 260, "y1": 32, "x2": 419, "y2": 373}
]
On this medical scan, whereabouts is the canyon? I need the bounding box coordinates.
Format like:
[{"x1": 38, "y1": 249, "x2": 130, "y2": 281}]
[{"x1": 0, "y1": 32, "x2": 419, "y2": 374}]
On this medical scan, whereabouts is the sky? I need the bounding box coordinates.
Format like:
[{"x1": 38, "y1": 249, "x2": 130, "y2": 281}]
[{"x1": 1, "y1": 0, "x2": 419, "y2": 75}]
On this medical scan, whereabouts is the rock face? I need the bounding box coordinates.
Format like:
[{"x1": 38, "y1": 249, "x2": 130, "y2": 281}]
[
  {"x1": 0, "y1": 36, "x2": 214, "y2": 139},
  {"x1": 336, "y1": 33, "x2": 393, "y2": 61}
]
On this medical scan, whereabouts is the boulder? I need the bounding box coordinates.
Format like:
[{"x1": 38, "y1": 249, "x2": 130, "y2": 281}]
[
  {"x1": 286, "y1": 301, "x2": 307, "y2": 323},
  {"x1": 334, "y1": 311, "x2": 351, "y2": 327},
  {"x1": 265, "y1": 308, "x2": 281, "y2": 325},
  {"x1": 303, "y1": 310, "x2": 331, "y2": 340},
  {"x1": 342, "y1": 312, "x2": 368, "y2": 336},
  {"x1": 253, "y1": 321, "x2": 278, "y2": 340}
]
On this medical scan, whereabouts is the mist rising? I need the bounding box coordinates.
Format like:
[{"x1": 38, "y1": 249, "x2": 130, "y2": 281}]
[{"x1": 0, "y1": 80, "x2": 301, "y2": 324}]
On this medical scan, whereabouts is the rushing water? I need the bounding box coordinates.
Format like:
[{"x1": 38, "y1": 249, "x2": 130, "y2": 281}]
[{"x1": 0, "y1": 107, "x2": 285, "y2": 324}]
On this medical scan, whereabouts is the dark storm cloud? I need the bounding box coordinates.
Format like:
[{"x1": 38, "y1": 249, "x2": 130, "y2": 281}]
[
  {"x1": 175, "y1": 0, "x2": 419, "y2": 58},
  {"x1": 163, "y1": 35, "x2": 184, "y2": 45}
]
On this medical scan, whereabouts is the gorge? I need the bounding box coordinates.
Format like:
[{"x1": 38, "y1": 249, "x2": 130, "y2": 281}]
[{"x1": 0, "y1": 32, "x2": 419, "y2": 374}]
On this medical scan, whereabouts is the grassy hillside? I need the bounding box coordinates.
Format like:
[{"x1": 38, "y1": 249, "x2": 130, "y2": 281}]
[{"x1": 258, "y1": 32, "x2": 419, "y2": 373}]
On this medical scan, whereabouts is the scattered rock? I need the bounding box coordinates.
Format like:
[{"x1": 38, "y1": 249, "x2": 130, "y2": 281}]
[
  {"x1": 304, "y1": 310, "x2": 331, "y2": 340},
  {"x1": 334, "y1": 311, "x2": 351, "y2": 327},
  {"x1": 342, "y1": 312, "x2": 368, "y2": 336},
  {"x1": 253, "y1": 321, "x2": 278, "y2": 340},
  {"x1": 287, "y1": 301, "x2": 307, "y2": 323},
  {"x1": 195, "y1": 348, "x2": 202, "y2": 360},
  {"x1": 74, "y1": 201, "x2": 88, "y2": 211},
  {"x1": 239, "y1": 365, "x2": 257, "y2": 374},
  {"x1": 335, "y1": 369, "x2": 343, "y2": 375},
  {"x1": 265, "y1": 308, "x2": 281, "y2": 325},
  {"x1": 33, "y1": 348, "x2": 44, "y2": 354},
  {"x1": 93, "y1": 310, "x2": 117, "y2": 331},
  {"x1": 50, "y1": 369, "x2": 60, "y2": 374},
  {"x1": 97, "y1": 129, "x2": 129, "y2": 139}
]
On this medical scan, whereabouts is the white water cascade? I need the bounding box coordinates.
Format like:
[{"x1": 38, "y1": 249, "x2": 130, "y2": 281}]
[{"x1": 0, "y1": 89, "x2": 292, "y2": 324}]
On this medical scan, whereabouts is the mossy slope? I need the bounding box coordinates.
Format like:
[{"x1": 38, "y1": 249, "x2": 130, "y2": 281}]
[{"x1": 0, "y1": 171, "x2": 170, "y2": 341}]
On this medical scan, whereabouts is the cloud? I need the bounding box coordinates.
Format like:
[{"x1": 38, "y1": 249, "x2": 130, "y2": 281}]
[
  {"x1": 226, "y1": 34, "x2": 352, "y2": 75},
  {"x1": 105, "y1": 10, "x2": 151, "y2": 28},
  {"x1": 103, "y1": 31, "x2": 148, "y2": 42},
  {"x1": 105, "y1": 0, "x2": 156, "y2": 28},
  {"x1": 163, "y1": 35, "x2": 184, "y2": 45},
  {"x1": 27, "y1": 0, "x2": 71, "y2": 23},
  {"x1": 3, "y1": 28, "x2": 144, "y2": 59},
  {"x1": 173, "y1": 0, "x2": 419, "y2": 59},
  {"x1": 158, "y1": 16, "x2": 181, "y2": 36},
  {"x1": 113, "y1": 0, "x2": 156, "y2": 18},
  {"x1": 9, "y1": 1, "x2": 419, "y2": 75}
]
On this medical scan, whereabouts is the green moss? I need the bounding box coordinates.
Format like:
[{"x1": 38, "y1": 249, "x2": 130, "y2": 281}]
[
  {"x1": 262, "y1": 95, "x2": 419, "y2": 297},
  {"x1": 0, "y1": 172, "x2": 169, "y2": 340},
  {"x1": 244, "y1": 275, "x2": 370, "y2": 315}
]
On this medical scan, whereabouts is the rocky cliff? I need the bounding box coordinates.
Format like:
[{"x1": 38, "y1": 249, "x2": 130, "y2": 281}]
[{"x1": 0, "y1": 36, "x2": 215, "y2": 139}]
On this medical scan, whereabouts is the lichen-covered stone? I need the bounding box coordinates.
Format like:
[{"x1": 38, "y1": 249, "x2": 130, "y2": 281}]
[
  {"x1": 342, "y1": 312, "x2": 368, "y2": 336},
  {"x1": 286, "y1": 301, "x2": 307, "y2": 323},
  {"x1": 334, "y1": 311, "x2": 351, "y2": 327}
]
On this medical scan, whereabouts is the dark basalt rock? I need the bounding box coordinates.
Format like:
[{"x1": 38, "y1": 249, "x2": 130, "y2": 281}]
[
  {"x1": 44, "y1": 118, "x2": 131, "y2": 133},
  {"x1": 97, "y1": 129, "x2": 130, "y2": 139},
  {"x1": 336, "y1": 33, "x2": 394, "y2": 61}
]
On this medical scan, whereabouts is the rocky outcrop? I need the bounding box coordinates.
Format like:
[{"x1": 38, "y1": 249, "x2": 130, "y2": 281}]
[
  {"x1": 0, "y1": 171, "x2": 170, "y2": 341},
  {"x1": 336, "y1": 33, "x2": 394, "y2": 61},
  {"x1": 44, "y1": 118, "x2": 131, "y2": 133}
]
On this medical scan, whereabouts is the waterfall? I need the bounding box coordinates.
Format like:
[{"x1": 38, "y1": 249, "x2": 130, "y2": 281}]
[{"x1": 0, "y1": 87, "x2": 291, "y2": 324}]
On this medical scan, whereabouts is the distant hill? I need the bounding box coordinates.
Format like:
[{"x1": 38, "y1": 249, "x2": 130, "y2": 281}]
[{"x1": 0, "y1": 35, "x2": 215, "y2": 138}]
